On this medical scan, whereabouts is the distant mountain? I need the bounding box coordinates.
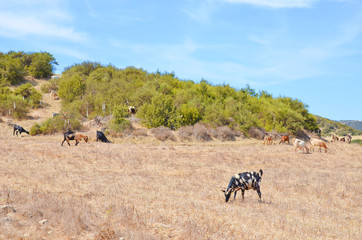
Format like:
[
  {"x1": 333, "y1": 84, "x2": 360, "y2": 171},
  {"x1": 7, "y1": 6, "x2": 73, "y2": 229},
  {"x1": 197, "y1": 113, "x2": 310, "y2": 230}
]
[
  {"x1": 315, "y1": 116, "x2": 362, "y2": 136},
  {"x1": 339, "y1": 120, "x2": 362, "y2": 131}
]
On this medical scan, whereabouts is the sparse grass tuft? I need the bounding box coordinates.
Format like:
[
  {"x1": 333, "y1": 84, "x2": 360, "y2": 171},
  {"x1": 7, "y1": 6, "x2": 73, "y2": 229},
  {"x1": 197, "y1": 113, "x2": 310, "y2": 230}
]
[{"x1": 151, "y1": 126, "x2": 176, "y2": 141}]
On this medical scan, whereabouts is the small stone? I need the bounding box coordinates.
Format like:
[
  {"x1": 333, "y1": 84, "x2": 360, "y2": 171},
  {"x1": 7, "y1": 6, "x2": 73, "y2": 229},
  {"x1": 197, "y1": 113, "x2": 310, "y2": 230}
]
[{"x1": 39, "y1": 219, "x2": 48, "y2": 225}]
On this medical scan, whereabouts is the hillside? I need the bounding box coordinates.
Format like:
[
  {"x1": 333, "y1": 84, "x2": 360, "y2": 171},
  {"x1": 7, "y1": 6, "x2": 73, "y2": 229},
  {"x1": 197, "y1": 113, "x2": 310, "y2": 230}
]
[
  {"x1": 0, "y1": 51, "x2": 358, "y2": 138},
  {"x1": 315, "y1": 115, "x2": 362, "y2": 136},
  {"x1": 339, "y1": 120, "x2": 362, "y2": 131}
]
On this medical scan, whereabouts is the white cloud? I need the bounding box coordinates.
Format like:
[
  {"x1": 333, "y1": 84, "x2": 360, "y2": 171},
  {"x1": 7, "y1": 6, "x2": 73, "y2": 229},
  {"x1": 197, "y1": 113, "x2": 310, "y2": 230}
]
[
  {"x1": 0, "y1": 1, "x2": 87, "y2": 42},
  {"x1": 222, "y1": 0, "x2": 317, "y2": 8},
  {"x1": 0, "y1": 12, "x2": 86, "y2": 42}
]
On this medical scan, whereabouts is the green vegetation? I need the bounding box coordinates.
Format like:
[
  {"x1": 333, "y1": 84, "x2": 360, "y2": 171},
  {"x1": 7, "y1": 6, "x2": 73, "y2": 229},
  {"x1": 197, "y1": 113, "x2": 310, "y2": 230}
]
[
  {"x1": 316, "y1": 115, "x2": 362, "y2": 136},
  {"x1": 0, "y1": 51, "x2": 57, "y2": 86},
  {"x1": 30, "y1": 115, "x2": 83, "y2": 135},
  {"x1": 4, "y1": 53, "x2": 352, "y2": 137},
  {"x1": 0, "y1": 85, "x2": 42, "y2": 119},
  {"x1": 351, "y1": 139, "x2": 362, "y2": 145},
  {"x1": 56, "y1": 62, "x2": 319, "y2": 135},
  {"x1": 339, "y1": 120, "x2": 362, "y2": 131}
]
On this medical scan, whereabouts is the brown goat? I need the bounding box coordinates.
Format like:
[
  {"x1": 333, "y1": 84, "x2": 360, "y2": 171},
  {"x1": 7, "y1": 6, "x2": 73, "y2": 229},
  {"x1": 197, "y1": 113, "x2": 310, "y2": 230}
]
[{"x1": 61, "y1": 132, "x2": 89, "y2": 146}]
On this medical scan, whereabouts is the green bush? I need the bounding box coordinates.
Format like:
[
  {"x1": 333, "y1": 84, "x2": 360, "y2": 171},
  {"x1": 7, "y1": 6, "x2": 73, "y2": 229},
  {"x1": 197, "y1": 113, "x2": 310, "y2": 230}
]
[
  {"x1": 26, "y1": 52, "x2": 57, "y2": 79},
  {"x1": 0, "y1": 93, "x2": 29, "y2": 119},
  {"x1": 351, "y1": 139, "x2": 362, "y2": 145},
  {"x1": 110, "y1": 105, "x2": 131, "y2": 132},
  {"x1": 13, "y1": 83, "x2": 42, "y2": 108},
  {"x1": 0, "y1": 51, "x2": 58, "y2": 85},
  {"x1": 138, "y1": 93, "x2": 176, "y2": 128},
  {"x1": 40, "y1": 78, "x2": 59, "y2": 93},
  {"x1": 30, "y1": 116, "x2": 83, "y2": 135},
  {"x1": 175, "y1": 104, "x2": 201, "y2": 127},
  {"x1": 58, "y1": 74, "x2": 85, "y2": 102},
  {"x1": 30, "y1": 123, "x2": 42, "y2": 136},
  {"x1": 0, "y1": 56, "x2": 25, "y2": 85}
]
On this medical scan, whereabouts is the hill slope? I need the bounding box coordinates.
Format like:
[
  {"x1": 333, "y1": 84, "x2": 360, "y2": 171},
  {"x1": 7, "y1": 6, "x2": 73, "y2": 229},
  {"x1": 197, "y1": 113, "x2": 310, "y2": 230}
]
[
  {"x1": 339, "y1": 120, "x2": 362, "y2": 131},
  {"x1": 315, "y1": 115, "x2": 362, "y2": 136}
]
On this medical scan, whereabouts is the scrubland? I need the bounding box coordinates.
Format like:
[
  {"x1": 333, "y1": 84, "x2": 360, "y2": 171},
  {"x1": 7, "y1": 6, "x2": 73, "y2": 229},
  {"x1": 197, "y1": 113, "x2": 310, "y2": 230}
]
[{"x1": 0, "y1": 132, "x2": 361, "y2": 240}]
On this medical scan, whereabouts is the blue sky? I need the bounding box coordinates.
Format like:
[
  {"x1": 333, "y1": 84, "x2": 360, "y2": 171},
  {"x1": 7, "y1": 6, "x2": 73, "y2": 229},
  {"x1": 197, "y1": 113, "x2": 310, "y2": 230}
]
[{"x1": 1, "y1": 0, "x2": 361, "y2": 121}]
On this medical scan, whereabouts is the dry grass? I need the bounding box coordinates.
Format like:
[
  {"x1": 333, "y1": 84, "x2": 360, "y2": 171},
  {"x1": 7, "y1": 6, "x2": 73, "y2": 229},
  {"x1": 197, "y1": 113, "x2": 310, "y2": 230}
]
[
  {"x1": 1, "y1": 81, "x2": 361, "y2": 239},
  {"x1": 0, "y1": 133, "x2": 361, "y2": 240}
]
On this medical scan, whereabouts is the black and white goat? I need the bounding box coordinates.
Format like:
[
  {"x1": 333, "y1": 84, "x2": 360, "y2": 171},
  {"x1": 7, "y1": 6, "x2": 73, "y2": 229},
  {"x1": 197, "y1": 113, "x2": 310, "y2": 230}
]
[
  {"x1": 222, "y1": 169, "x2": 263, "y2": 202},
  {"x1": 13, "y1": 124, "x2": 29, "y2": 137}
]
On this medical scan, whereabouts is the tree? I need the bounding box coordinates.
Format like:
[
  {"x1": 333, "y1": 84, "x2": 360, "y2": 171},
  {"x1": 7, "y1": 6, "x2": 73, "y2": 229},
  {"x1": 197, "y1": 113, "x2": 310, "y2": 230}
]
[
  {"x1": 58, "y1": 74, "x2": 86, "y2": 102},
  {"x1": 138, "y1": 94, "x2": 176, "y2": 128},
  {"x1": 0, "y1": 56, "x2": 25, "y2": 85},
  {"x1": 27, "y1": 52, "x2": 58, "y2": 78}
]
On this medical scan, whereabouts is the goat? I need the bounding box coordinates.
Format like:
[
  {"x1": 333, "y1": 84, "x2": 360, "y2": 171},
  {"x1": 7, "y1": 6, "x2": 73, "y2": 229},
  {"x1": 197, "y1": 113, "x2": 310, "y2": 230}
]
[
  {"x1": 294, "y1": 139, "x2": 309, "y2": 153},
  {"x1": 13, "y1": 124, "x2": 29, "y2": 137},
  {"x1": 221, "y1": 170, "x2": 263, "y2": 203},
  {"x1": 310, "y1": 138, "x2": 328, "y2": 153},
  {"x1": 128, "y1": 106, "x2": 136, "y2": 114},
  {"x1": 263, "y1": 133, "x2": 273, "y2": 145},
  {"x1": 346, "y1": 133, "x2": 352, "y2": 144},
  {"x1": 96, "y1": 130, "x2": 111, "y2": 143},
  {"x1": 50, "y1": 90, "x2": 59, "y2": 100},
  {"x1": 331, "y1": 133, "x2": 339, "y2": 142},
  {"x1": 61, "y1": 131, "x2": 88, "y2": 146},
  {"x1": 279, "y1": 135, "x2": 290, "y2": 144},
  {"x1": 52, "y1": 112, "x2": 59, "y2": 118}
]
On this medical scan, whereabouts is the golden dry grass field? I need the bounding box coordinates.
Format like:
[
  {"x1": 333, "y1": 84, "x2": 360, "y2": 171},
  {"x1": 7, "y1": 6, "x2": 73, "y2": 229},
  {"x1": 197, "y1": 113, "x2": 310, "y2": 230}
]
[
  {"x1": 1, "y1": 79, "x2": 361, "y2": 239},
  {"x1": 0, "y1": 130, "x2": 361, "y2": 239}
]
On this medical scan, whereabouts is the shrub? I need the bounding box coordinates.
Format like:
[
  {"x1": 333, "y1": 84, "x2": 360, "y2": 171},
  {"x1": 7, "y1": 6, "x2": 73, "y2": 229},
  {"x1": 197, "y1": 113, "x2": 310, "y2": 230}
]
[
  {"x1": 110, "y1": 105, "x2": 131, "y2": 132},
  {"x1": 175, "y1": 104, "x2": 201, "y2": 127},
  {"x1": 177, "y1": 126, "x2": 194, "y2": 141},
  {"x1": 212, "y1": 126, "x2": 237, "y2": 141},
  {"x1": 40, "y1": 78, "x2": 59, "y2": 93},
  {"x1": 193, "y1": 123, "x2": 212, "y2": 141},
  {"x1": 351, "y1": 139, "x2": 362, "y2": 145},
  {"x1": 131, "y1": 128, "x2": 148, "y2": 138},
  {"x1": 138, "y1": 94, "x2": 176, "y2": 128},
  {"x1": 26, "y1": 52, "x2": 57, "y2": 79},
  {"x1": 0, "y1": 56, "x2": 25, "y2": 85},
  {"x1": 58, "y1": 74, "x2": 85, "y2": 102},
  {"x1": 248, "y1": 126, "x2": 265, "y2": 139},
  {"x1": 2, "y1": 95, "x2": 29, "y2": 119},
  {"x1": 13, "y1": 83, "x2": 42, "y2": 108},
  {"x1": 30, "y1": 116, "x2": 83, "y2": 135},
  {"x1": 151, "y1": 126, "x2": 176, "y2": 141},
  {"x1": 29, "y1": 123, "x2": 42, "y2": 136}
]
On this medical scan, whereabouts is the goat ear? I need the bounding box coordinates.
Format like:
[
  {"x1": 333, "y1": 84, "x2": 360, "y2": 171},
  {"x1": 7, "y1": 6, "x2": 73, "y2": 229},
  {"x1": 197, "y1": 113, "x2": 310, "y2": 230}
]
[{"x1": 221, "y1": 189, "x2": 226, "y2": 193}]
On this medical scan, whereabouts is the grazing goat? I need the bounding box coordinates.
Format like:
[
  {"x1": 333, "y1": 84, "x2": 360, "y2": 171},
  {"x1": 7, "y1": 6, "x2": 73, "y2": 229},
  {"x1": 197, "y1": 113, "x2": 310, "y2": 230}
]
[
  {"x1": 52, "y1": 112, "x2": 59, "y2": 118},
  {"x1": 279, "y1": 135, "x2": 290, "y2": 144},
  {"x1": 96, "y1": 130, "x2": 111, "y2": 143},
  {"x1": 222, "y1": 170, "x2": 263, "y2": 203},
  {"x1": 61, "y1": 131, "x2": 88, "y2": 146},
  {"x1": 310, "y1": 138, "x2": 328, "y2": 153},
  {"x1": 13, "y1": 124, "x2": 29, "y2": 137},
  {"x1": 331, "y1": 133, "x2": 339, "y2": 142},
  {"x1": 263, "y1": 133, "x2": 273, "y2": 145},
  {"x1": 340, "y1": 137, "x2": 345, "y2": 142},
  {"x1": 128, "y1": 106, "x2": 136, "y2": 114},
  {"x1": 346, "y1": 133, "x2": 352, "y2": 144},
  {"x1": 294, "y1": 139, "x2": 309, "y2": 153},
  {"x1": 50, "y1": 90, "x2": 59, "y2": 100}
]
